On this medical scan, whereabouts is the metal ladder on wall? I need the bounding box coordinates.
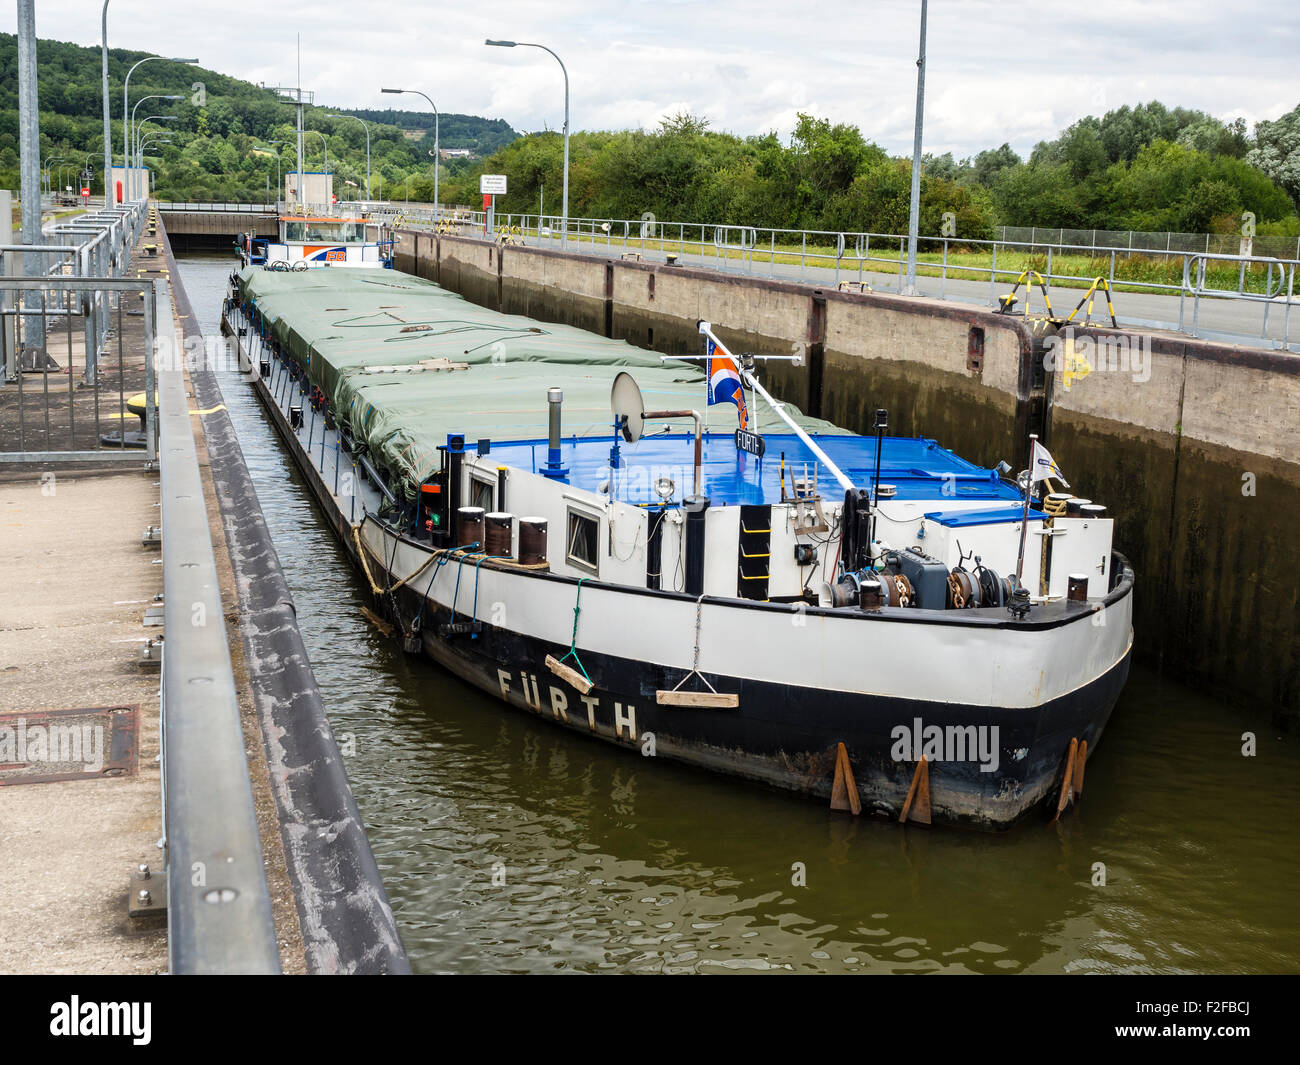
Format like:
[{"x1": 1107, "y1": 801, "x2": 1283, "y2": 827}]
[{"x1": 738, "y1": 504, "x2": 772, "y2": 601}]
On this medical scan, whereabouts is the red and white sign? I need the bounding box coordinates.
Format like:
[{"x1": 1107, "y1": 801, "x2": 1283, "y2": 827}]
[{"x1": 80, "y1": 187, "x2": 90, "y2": 197}]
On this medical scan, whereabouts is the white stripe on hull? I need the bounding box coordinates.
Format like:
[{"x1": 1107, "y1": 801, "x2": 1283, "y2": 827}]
[{"x1": 362, "y1": 519, "x2": 1133, "y2": 712}]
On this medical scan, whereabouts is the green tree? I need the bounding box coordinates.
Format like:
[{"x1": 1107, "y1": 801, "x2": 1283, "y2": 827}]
[{"x1": 1248, "y1": 103, "x2": 1300, "y2": 206}]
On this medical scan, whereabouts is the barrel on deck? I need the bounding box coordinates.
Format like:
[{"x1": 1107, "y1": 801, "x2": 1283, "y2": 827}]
[
  {"x1": 457, "y1": 506, "x2": 485, "y2": 550},
  {"x1": 518, "y1": 517, "x2": 548, "y2": 566},
  {"x1": 485, "y1": 512, "x2": 514, "y2": 557}
]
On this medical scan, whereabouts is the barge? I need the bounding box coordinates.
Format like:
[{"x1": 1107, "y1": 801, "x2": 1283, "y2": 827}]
[{"x1": 221, "y1": 266, "x2": 1133, "y2": 830}]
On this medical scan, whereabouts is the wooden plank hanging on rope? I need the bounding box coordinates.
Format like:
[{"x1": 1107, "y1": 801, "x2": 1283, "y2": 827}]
[
  {"x1": 899, "y1": 756, "x2": 931, "y2": 825},
  {"x1": 545, "y1": 654, "x2": 593, "y2": 695},
  {"x1": 656, "y1": 689, "x2": 739, "y2": 708},
  {"x1": 829, "y1": 742, "x2": 861, "y2": 815},
  {"x1": 1073, "y1": 739, "x2": 1087, "y2": 798}
]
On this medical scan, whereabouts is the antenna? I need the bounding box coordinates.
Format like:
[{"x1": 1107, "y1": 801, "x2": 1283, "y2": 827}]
[
  {"x1": 272, "y1": 42, "x2": 316, "y2": 212},
  {"x1": 297, "y1": 36, "x2": 303, "y2": 208},
  {"x1": 610, "y1": 371, "x2": 646, "y2": 443},
  {"x1": 612, "y1": 371, "x2": 704, "y2": 496}
]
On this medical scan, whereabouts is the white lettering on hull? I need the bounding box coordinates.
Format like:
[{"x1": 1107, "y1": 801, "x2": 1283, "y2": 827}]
[
  {"x1": 494, "y1": 669, "x2": 636, "y2": 742},
  {"x1": 549, "y1": 686, "x2": 569, "y2": 723}
]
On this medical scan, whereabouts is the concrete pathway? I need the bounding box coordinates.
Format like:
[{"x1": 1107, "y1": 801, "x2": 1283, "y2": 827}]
[{"x1": 0, "y1": 467, "x2": 168, "y2": 974}]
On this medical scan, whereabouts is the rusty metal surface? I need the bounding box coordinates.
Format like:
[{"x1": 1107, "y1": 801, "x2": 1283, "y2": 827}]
[{"x1": 0, "y1": 704, "x2": 138, "y2": 785}]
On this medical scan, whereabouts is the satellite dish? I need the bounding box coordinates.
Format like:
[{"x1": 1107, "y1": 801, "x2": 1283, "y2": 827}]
[{"x1": 610, "y1": 371, "x2": 645, "y2": 443}]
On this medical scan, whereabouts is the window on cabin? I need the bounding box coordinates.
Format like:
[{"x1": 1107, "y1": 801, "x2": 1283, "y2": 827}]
[
  {"x1": 471, "y1": 476, "x2": 494, "y2": 512},
  {"x1": 566, "y1": 509, "x2": 599, "y2": 574}
]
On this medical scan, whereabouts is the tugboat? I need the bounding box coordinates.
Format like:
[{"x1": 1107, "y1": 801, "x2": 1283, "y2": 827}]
[{"x1": 222, "y1": 266, "x2": 1133, "y2": 830}]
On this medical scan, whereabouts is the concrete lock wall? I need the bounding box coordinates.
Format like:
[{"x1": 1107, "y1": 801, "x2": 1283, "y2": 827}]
[
  {"x1": 394, "y1": 230, "x2": 1300, "y2": 723},
  {"x1": 160, "y1": 209, "x2": 277, "y2": 253}
]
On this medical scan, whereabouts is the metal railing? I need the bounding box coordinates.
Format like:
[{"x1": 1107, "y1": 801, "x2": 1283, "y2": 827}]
[
  {"x1": 995, "y1": 224, "x2": 1300, "y2": 261},
  {"x1": 0, "y1": 276, "x2": 157, "y2": 463},
  {"x1": 3, "y1": 200, "x2": 148, "y2": 375},
  {"x1": 154, "y1": 201, "x2": 279, "y2": 213},
  {"x1": 389, "y1": 208, "x2": 1300, "y2": 350}
]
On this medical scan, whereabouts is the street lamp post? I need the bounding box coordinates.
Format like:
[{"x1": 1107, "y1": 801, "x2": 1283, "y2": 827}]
[
  {"x1": 101, "y1": 1, "x2": 113, "y2": 206},
  {"x1": 381, "y1": 88, "x2": 438, "y2": 215},
  {"x1": 44, "y1": 156, "x2": 69, "y2": 200},
  {"x1": 137, "y1": 127, "x2": 174, "y2": 169},
  {"x1": 327, "y1": 113, "x2": 371, "y2": 200},
  {"x1": 308, "y1": 129, "x2": 329, "y2": 184},
  {"x1": 486, "y1": 39, "x2": 569, "y2": 246},
  {"x1": 130, "y1": 95, "x2": 180, "y2": 200},
  {"x1": 135, "y1": 116, "x2": 178, "y2": 199},
  {"x1": 123, "y1": 55, "x2": 197, "y2": 203},
  {"x1": 257, "y1": 142, "x2": 285, "y2": 207},
  {"x1": 903, "y1": 0, "x2": 927, "y2": 295},
  {"x1": 137, "y1": 133, "x2": 173, "y2": 195}
]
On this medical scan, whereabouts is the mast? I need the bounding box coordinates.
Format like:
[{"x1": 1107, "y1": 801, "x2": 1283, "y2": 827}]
[{"x1": 296, "y1": 35, "x2": 304, "y2": 211}]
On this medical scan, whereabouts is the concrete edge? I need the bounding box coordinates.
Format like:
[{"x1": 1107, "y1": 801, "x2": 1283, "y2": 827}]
[{"x1": 162, "y1": 223, "x2": 411, "y2": 975}]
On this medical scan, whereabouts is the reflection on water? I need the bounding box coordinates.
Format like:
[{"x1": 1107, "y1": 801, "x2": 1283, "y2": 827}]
[{"x1": 180, "y1": 256, "x2": 1300, "y2": 974}]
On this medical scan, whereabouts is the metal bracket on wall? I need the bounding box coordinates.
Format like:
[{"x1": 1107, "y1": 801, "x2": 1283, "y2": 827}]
[{"x1": 129, "y1": 863, "x2": 168, "y2": 919}]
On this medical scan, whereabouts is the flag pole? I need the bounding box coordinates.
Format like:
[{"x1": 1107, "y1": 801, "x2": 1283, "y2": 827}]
[
  {"x1": 1014, "y1": 433, "x2": 1037, "y2": 591},
  {"x1": 698, "y1": 321, "x2": 856, "y2": 494}
]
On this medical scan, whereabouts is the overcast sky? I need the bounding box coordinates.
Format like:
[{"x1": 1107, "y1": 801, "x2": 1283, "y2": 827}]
[{"x1": 9, "y1": 1, "x2": 1299, "y2": 157}]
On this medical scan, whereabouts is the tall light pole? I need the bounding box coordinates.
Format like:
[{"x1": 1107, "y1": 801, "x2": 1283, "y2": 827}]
[
  {"x1": 136, "y1": 126, "x2": 175, "y2": 169},
  {"x1": 381, "y1": 88, "x2": 438, "y2": 215},
  {"x1": 257, "y1": 141, "x2": 285, "y2": 206},
  {"x1": 101, "y1": 1, "x2": 113, "y2": 206},
  {"x1": 134, "y1": 116, "x2": 178, "y2": 200},
  {"x1": 327, "y1": 113, "x2": 370, "y2": 199},
  {"x1": 123, "y1": 55, "x2": 197, "y2": 203},
  {"x1": 486, "y1": 39, "x2": 568, "y2": 245},
  {"x1": 44, "y1": 156, "x2": 68, "y2": 198},
  {"x1": 138, "y1": 133, "x2": 173, "y2": 195},
  {"x1": 903, "y1": 0, "x2": 927, "y2": 295},
  {"x1": 17, "y1": 0, "x2": 43, "y2": 351},
  {"x1": 307, "y1": 129, "x2": 329, "y2": 184},
  {"x1": 130, "y1": 94, "x2": 180, "y2": 200}
]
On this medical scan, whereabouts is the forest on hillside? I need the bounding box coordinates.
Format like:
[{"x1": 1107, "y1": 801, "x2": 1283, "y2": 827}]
[
  {"x1": 0, "y1": 34, "x2": 517, "y2": 201},
  {"x1": 3, "y1": 32, "x2": 1299, "y2": 241}
]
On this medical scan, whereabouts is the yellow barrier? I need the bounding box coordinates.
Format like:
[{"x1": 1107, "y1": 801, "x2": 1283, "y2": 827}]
[{"x1": 1063, "y1": 277, "x2": 1118, "y2": 329}]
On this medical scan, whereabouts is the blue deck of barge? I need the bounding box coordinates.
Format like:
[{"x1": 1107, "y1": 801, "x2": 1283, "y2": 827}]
[{"x1": 486, "y1": 432, "x2": 1028, "y2": 509}]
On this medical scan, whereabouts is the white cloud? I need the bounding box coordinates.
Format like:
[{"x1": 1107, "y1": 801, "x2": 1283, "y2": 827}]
[{"x1": 10, "y1": 0, "x2": 1300, "y2": 156}]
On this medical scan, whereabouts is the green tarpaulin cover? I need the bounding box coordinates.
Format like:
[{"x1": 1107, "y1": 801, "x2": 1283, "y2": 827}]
[{"x1": 239, "y1": 266, "x2": 844, "y2": 501}]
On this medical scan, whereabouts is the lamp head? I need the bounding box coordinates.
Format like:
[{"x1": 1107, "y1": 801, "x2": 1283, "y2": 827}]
[{"x1": 486, "y1": 39, "x2": 517, "y2": 47}]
